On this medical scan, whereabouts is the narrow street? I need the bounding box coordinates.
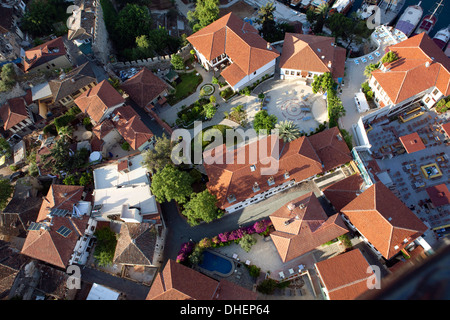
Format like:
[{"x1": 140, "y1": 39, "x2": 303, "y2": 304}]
[{"x1": 80, "y1": 267, "x2": 150, "y2": 300}]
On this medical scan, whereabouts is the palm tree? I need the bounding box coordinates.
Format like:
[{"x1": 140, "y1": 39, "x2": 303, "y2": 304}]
[
  {"x1": 364, "y1": 62, "x2": 380, "y2": 79},
  {"x1": 314, "y1": 3, "x2": 330, "y2": 18},
  {"x1": 224, "y1": 105, "x2": 247, "y2": 126},
  {"x1": 275, "y1": 120, "x2": 301, "y2": 142}
]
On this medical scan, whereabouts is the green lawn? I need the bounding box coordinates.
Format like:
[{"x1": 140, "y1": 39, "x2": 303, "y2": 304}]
[{"x1": 168, "y1": 71, "x2": 203, "y2": 105}]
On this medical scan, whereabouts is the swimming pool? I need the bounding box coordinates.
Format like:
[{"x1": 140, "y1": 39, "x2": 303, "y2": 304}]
[{"x1": 199, "y1": 250, "x2": 234, "y2": 277}]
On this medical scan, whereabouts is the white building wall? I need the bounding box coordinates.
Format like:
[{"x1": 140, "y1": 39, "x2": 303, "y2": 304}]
[{"x1": 232, "y1": 59, "x2": 276, "y2": 91}]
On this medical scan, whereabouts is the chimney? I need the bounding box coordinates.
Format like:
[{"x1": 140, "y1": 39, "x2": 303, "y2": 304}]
[
  {"x1": 328, "y1": 61, "x2": 332, "y2": 68},
  {"x1": 425, "y1": 61, "x2": 430, "y2": 68},
  {"x1": 287, "y1": 203, "x2": 295, "y2": 211},
  {"x1": 267, "y1": 42, "x2": 271, "y2": 50},
  {"x1": 321, "y1": 55, "x2": 325, "y2": 59}
]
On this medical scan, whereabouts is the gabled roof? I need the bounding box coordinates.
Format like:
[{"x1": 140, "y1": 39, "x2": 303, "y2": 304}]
[
  {"x1": 23, "y1": 37, "x2": 67, "y2": 72},
  {"x1": 49, "y1": 62, "x2": 98, "y2": 102},
  {"x1": 315, "y1": 249, "x2": 374, "y2": 300},
  {"x1": 341, "y1": 182, "x2": 428, "y2": 260},
  {"x1": 269, "y1": 192, "x2": 348, "y2": 262},
  {"x1": 21, "y1": 185, "x2": 87, "y2": 269},
  {"x1": 187, "y1": 12, "x2": 280, "y2": 87},
  {"x1": 120, "y1": 67, "x2": 168, "y2": 109},
  {"x1": 74, "y1": 80, "x2": 125, "y2": 123},
  {"x1": 372, "y1": 33, "x2": 450, "y2": 105},
  {"x1": 146, "y1": 259, "x2": 257, "y2": 300},
  {"x1": 204, "y1": 128, "x2": 351, "y2": 210},
  {"x1": 307, "y1": 126, "x2": 352, "y2": 171},
  {"x1": 322, "y1": 174, "x2": 366, "y2": 212},
  {"x1": 399, "y1": 132, "x2": 426, "y2": 153},
  {"x1": 0, "y1": 96, "x2": 29, "y2": 131},
  {"x1": 203, "y1": 135, "x2": 323, "y2": 210},
  {"x1": 280, "y1": 33, "x2": 346, "y2": 79},
  {"x1": 113, "y1": 222, "x2": 157, "y2": 266},
  {"x1": 112, "y1": 105, "x2": 153, "y2": 150}
]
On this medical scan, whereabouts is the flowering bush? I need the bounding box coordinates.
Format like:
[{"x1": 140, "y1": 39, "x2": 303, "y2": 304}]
[{"x1": 176, "y1": 241, "x2": 195, "y2": 263}]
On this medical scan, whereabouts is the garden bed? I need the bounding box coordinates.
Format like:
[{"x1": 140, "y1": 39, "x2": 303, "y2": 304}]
[{"x1": 167, "y1": 71, "x2": 203, "y2": 106}]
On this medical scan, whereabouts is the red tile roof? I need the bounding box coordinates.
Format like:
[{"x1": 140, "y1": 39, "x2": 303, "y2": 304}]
[
  {"x1": 23, "y1": 37, "x2": 67, "y2": 72},
  {"x1": 112, "y1": 105, "x2": 153, "y2": 150},
  {"x1": 315, "y1": 249, "x2": 374, "y2": 300},
  {"x1": 187, "y1": 13, "x2": 280, "y2": 87},
  {"x1": 203, "y1": 128, "x2": 352, "y2": 210},
  {"x1": 270, "y1": 192, "x2": 348, "y2": 262},
  {"x1": 426, "y1": 183, "x2": 450, "y2": 207},
  {"x1": 341, "y1": 182, "x2": 428, "y2": 260},
  {"x1": 308, "y1": 126, "x2": 352, "y2": 171},
  {"x1": 74, "y1": 80, "x2": 125, "y2": 124},
  {"x1": 441, "y1": 122, "x2": 450, "y2": 138},
  {"x1": 372, "y1": 33, "x2": 450, "y2": 105},
  {"x1": 399, "y1": 132, "x2": 426, "y2": 153},
  {"x1": 280, "y1": 33, "x2": 346, "y2": 79},
  {"x1": 203, "y1": 135, "x2": 323, "y2": 210},
  {"x1": 0, "y1": 96, "x2": 29, "y2": 131},
  {"x1": 120, "y1": 67, "x2": 168, "y2": 109},
  {"x1": 146, "y1": 259, "x2": 257, "y2": 300},
  {"x1": 21, "y1": 184, "x2": 88, "y2": 269},
  {"x1": 322, "y1": 174, "x2": 366, "y2": 212}
]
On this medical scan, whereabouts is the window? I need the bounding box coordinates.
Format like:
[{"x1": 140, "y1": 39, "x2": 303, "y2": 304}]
[
  {"x1": 285, "y1": 70, "x2": 289, "y2": 75},
  {"x1": 290, "y1": 71, "x2": 295, "y2": 75},
  {"x1": 297, "y1": 71, "x2": 301, "y2": 76},
  {"x1": 227, "y1": 194, "x2": 236, "y2": 203},
  {"x1": 267, "y1": 176, "x2": 275, "y2": 186},
  {"x1": 253, "y1": 71, "x2": 256, "y2": 75},
  {"x1": 252, "y1": 182, "x2": 260, "y2": 192},
  {"x1": 433, "y1": 88, "x2": 439, "y2": 95},
  {"x1": 284, "y1": 171, "x2": 290, "y2": 179},
  {"x1": 424, "y1": 97, "x2": 431, "y2": 103}
]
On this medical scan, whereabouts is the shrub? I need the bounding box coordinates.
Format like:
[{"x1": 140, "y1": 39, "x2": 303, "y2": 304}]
[
  {"x1": 257, "y1": 279, "x2": 278, "y2": 294},
  {"x1": 239, "y1": 233, "x2": 257, "y2": 252},
  {"x1": 247, "y1": 265, "x2": 261, "y2": 278},
  {"x1": 43, "y1": 124, "x2": 58, "y2": 136},
  {"x1": 211, "y1": 76, "x2": 219, "y2": 84},
  {"x1": 121, "y1": 142, "x2": 130, "y2": 151},
  {"x1": 176, "y1": 241, "x2": 195, "y2": 264}
]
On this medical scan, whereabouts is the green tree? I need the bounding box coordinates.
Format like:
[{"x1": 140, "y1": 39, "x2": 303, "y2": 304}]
[
  {"x1": 0, "y1": 137, "x2": 12, "y2": 159},
  {"x1": 0, "y1": 63, "x2": 16, "y2": 92},
  {"x1": 141, "y1": 134, "x2": 173, "y2": 173},
  {"x1": 224, "y1": 104, "x2": 247, "y2": 126},
  {"x1": 114, "y1": 4, "x2": 152, "y2": 50},
  {"x1": 256, "y1": 2, "x2": 276, "y2": 41},
  {"x1": 0, "y1": 179, "x2": 13, "y2": 210},
  {"x1": 253, "y1": 110, "x2": 277, "y2": 134},
  {"x1": 57, "y1": 126, "x2": 73, "y2": 141},
  {"x1": 275, "y1": 120, "x2": 301, "y2": 142},
  {"x1": 171, "y1": 54, "x2": 185, "y2": 70},
  {"x1": 381, "y1": 51, "x2": 399, "y2": 64},
  {"x1": 239, "y1": 233, "x2": 257, "y2": 252},
  {"x1": 93, "y1": 227, "x2": 117, "y2": 267},
  {"x1": 182, "y1": 189, "x2": 223, "y2": 226},
  {"x1": 312, "y1": 72, "x2": 336, "y2": 94},
  {"x1": 132, "y1": 35, "x2": 154, "y2": 60},
  {"x1": 150, "y1": 165, "x2": 194, "y2": 204},
  {"x1": 187, "y1": 0, "x2": 219, "y2": 32},
  {"x1": 188, "y1": 245, "x2": 204, "y2": 265},
  {"x1": 203, "y1": 103, "x2": 216, "y2": 119},
  {"x1": 364, "y1": 62, "x2": 380, "y2": 78}
]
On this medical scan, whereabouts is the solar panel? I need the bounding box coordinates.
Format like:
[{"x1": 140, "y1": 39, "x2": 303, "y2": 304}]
[
  {"x1": 56, "y1": 226, "x2": 72, "y2": 237},
  {"x1": 28, "y1": 222, "x2": 41, "y2": 231},
  {"x1": 50, "y1": 208, "x2": 70, "y2": 217}
]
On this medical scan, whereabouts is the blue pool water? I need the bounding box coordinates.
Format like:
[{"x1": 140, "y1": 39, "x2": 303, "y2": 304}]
[{"x1": 199, "y1": 251, "x2": 233, "y2": 275}]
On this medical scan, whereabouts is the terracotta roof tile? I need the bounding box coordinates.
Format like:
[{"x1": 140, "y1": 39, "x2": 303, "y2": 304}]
[
  {"x1": 23, "y1": 37, "x2": 67, "y2": 72},
  {"x1": 74, "y1": 80, "x2": 124, "y2": 124},
  {"x1": 21, "y1": 184, "x2": 87, "y2": 268},
  {"x1": 322, "y1": 174, "x2": 366, "y2": 212},
  {"x1": 187, "y1": 13, "x2": 279, "y2": 87},
  {"x1": 280, "y1": 33, "x2": 346, "y2": 79},
  {"x1": 372, "y1": 33, "x2": 450, "y2": 105},
  {"x1": 341, "y1": 182, "x2": 428, "y2": 260},
  {"x1": 112, "y1": 105, "x2": 153, "y2": 150},
  {"x1": 315, "y1": 249, "x2": 374, "y2": 300},
  {"x1": 270, "y1": 192, "x2": 348, "y2": 262},
  {"x1": 120, "y1": 68, "x2": 168, "y2": 109},
  {"x1": 0, "y1": 96, "x2": 29, "y2": 131},
  {"x1": 426, "y1": 183, "x2": 450, "y2": 207},
  {"x1": 399, "y1": 132, "x2": 426, "y2": 153}
]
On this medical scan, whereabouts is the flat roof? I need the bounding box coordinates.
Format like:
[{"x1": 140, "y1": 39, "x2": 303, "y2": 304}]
[
  {"x1": 399, "y1": 132, "x2": 426, "y2": 154},
  {"x1": 86, "y1": 283, "x2": 120, "y2": 300},
  {"x1": 93, "y1": 183, "x2": 158, "y2": 216},
  {"x1": 93, "y1": 154, "x2": 149, "y2": 189}
]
